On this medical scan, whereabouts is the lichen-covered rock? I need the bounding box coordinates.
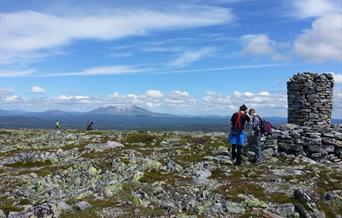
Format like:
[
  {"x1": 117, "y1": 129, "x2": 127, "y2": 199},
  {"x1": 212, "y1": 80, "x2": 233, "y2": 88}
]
[
  {"x1": 323, "y1": 190, "x2": 342, "y2": 204},
  {"x1": 165, "y1": 159, "x2": 183, "y2": 172},
  {"x1": 294, "y1": 189, "x2": 316, "y2": 211},
  {"x1": 1, "y1": 129, "x2": 341, "y2": 217},
  {"x1": 0, "y1": 209, "x2": 6, "y2": 218},
  {"x1": 263, "y1": 124, "x2": 342, "y2": 161},
  {"x1": 269, "y1": 203, "x2": 296, "y2": 217},
  {"x1": 88, "y1": 166, "x2": 98, "y2": 176},
  {"x1": 244, "y1": 197, "x2": 268, "y2": 208},
  {"x1": 85, "y1": 141, "x2": 124, "y2": 152},
  {"x1": 57, "y1": 201, "x2": 73, "y2": 213},
  {"x1": 225, "y1": 202, "x2": 245, "y2": 214},
  {"x1": 8, "y1": 203, "x2": 57, "y2": 218},
  {"x1": 142, "y1": 159, "x2": 162, "y2": 171},
  {"x1": 75, "y1": 201, "x2": 91, "y2": 211}
]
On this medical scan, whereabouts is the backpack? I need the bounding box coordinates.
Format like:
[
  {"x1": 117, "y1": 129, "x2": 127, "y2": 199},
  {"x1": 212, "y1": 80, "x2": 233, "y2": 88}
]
[
  {"x1": 231, "y1": 112, "x2": 244, "y2": 135},
  {"x1": 257, "y1": 115, "x2": 272, "y2": 135}
]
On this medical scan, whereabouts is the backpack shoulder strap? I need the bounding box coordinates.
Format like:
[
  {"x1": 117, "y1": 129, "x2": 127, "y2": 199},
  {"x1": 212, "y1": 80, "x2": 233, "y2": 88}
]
[{"x1": 256, "y1": 115, "x2": 263, "y2": 122}]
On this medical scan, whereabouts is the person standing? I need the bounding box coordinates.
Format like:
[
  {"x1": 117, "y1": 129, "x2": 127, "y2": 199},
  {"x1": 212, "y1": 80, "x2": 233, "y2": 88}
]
[
  {"x1": 229, "y1": 104, "x2": 251, "y2": 166},
  {"x1": 248, "y1": 108, "x2": 262, "y2": 164},
  {"x1": 86, "y1": 120, "x2": 94, "y2": 130},
  {"x1": 55, "y1": 120, "x2": 61, "y2": 129}
]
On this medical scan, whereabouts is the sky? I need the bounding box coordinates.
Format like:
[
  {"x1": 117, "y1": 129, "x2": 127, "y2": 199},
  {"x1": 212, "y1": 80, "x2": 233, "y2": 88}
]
[{"x1": 0, "y1": 0, "x2": 341, "y2": 118}]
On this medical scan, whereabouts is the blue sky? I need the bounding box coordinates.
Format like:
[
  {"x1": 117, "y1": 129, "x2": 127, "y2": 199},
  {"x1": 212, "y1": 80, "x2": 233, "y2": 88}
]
[{"x1": 0, "y1": 0, "x2": 341, "y2": 117}]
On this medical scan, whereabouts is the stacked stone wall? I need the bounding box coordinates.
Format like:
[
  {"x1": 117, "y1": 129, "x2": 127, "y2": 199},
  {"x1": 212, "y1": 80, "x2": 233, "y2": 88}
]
[
  {"x1": 260, "y1": 72, "x2": 341, "y2": 162},
  {"x1": 262, "y1": 124, "x2": 342, "y2": 162},
  {"x1": 287, "y1": 73, "x2": 334, "y2": 126}
]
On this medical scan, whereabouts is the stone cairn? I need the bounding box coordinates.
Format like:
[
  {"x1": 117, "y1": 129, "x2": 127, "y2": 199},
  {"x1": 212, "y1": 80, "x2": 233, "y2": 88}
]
[
  {"x1": 287, "y1": 72, "x2": 334, "y2": 126},
  {"x1": 262, "y1": 73, "x2": 342, "y2": 162}
]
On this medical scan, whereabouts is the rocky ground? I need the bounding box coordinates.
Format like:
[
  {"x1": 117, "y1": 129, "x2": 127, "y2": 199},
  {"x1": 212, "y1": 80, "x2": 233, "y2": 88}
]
[{"x1": 0, "y1": 129, "x2": 341, "y2": 218}]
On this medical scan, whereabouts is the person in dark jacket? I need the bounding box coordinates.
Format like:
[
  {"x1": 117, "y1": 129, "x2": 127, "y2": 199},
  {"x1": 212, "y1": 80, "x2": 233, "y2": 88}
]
[
  {"x1": 229, "y1": 104, "x2": 251, "y2": 166},
  {"x1": 249, "y1": 108, "x2": 262, "y2": 164},
  {"x1": 55, "y1": 120, "x2": 61, "y2": 129},
  {"x1": 86, "y1": 120, "x2": 94, "y2": 130}
]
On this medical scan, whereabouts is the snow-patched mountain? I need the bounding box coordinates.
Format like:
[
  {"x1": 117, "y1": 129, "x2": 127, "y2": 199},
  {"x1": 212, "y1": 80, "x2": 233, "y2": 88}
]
[{"x1": 87, "y1": 105, "x2": 162, "y2": 116}]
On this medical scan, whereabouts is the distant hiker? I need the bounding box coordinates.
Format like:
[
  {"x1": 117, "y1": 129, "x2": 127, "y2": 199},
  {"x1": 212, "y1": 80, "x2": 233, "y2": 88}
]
[
  {"x1": 248, "y1": 108, "x2": 262, "y2": 164},
  {"x1": 229, "y1": 104, "x2": 251, "y2": 166},
  {"x1": 86, "y1": 120, "x2": 94, "y2": 130},
  {"x1": 55, "y1": 120, "x2": 61, "y2": 129}
]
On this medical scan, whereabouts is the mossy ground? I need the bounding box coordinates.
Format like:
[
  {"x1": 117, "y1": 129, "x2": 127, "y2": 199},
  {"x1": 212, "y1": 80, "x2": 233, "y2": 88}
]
[
  {"x1": 4, "y1": 160, "x2": 52, "y2": 168},
  {"x1": 0, "y1": 200, "x2": 24, "y2": 216},
  {"x1": 0, "y1": 129, "x2": 341, "y2": 217}
]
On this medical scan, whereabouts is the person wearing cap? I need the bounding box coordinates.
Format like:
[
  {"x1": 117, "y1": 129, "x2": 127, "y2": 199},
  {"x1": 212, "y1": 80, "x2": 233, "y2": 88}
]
[{"x1": 228, "y1": 104, "x2": 251, "y2": 166}]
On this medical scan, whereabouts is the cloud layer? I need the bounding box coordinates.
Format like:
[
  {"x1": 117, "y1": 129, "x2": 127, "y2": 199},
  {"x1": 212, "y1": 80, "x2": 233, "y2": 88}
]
[
  {"x1": 1, "y1": 6, "x2": 233, "y2": 64},
  {"x1": 241, "y1": 34, "x2": 287, "y2": 61},
  {"x1": 294, "y1": 13, "x2": 342, "y2": 62},
  {"x1": 290, "y1": 0, "x2": 341, "y2": 18},
  {"x1": 2, "y1": 86, "x2": 341, "y2": 118},
  {"x1": 171, "y1": 47, "x2": 215, "y2": 67}
]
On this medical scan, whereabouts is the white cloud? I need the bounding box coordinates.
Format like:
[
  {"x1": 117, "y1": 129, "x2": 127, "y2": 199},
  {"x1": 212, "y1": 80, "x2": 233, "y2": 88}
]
[
  {"x1": 165, "y1": 90, "x2": 195, "y2": 108},
  {"x1": 4, "y1": 95, "x2": 21, "y2": 103},
  {"x1": 233, "y1": 91, "x2": 242, "y2": 96},
  {"x1": 1, "y1": 7, "x2": 233, "y2": 63},
  {"x1": 128, "y1": 94, "x2": 138, "y2": 99},
  {"x1": 170, "y1": 90, "x2": 190, "y2": 98},
  {"x1": 171, "y1": 47, "x2": 215, "y2": 67},
  {"x1": 145, "y1": 90, "x2": 164, "y2": 98},
  {"x1": 46, "y1": 65, "x2": 147, "y2": 77},
  {"x1": 290, "y1": 0, "x2": 341, "y2": 18},
  {"x1": 241, "y1": 34, "x2": 286, "y2": 61},
  {"x1": 331, "y1": 73, "x2": 342, "y2": 84},
  {"x1": 198, "y1": 90, "x2": 289, "y2": 116},
  {"x1": 258, "y1": 91, "x2": 270, "y2": 96},
  {"x1": 1, "y1": 89, "x2": 341, "y2": 118},
  {"x1": 31, "y1": 86, "x2": 46, "y2": 94},
  {"x1": 242, "y1": 34, "x2": 274, "y2": 55},
  {"x1": 294, "y1": 13, "x2": 342, "y2": 62},
  {"x1": 0, "y1": 69, "x2": 34, "y2": 78},
  {"x1": 243, "y1": 91, "x2": 255, "y2": 97},
  {"x1": 0, "y1": 88, "x2": 15, "y2": 96},
  {"x1": 110, "y1": 92, "x2": 121, "y2": 98},
  {"x1": 2, "y1": 64, "x2": 284, "y2": 78},
  {"x1": 54, "y1": 95, "x2": 91, "y2": 104}
]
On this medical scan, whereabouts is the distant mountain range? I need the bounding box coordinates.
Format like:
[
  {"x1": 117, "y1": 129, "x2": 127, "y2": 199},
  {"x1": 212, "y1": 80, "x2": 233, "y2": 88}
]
[
  {"x1": 1, "y1": 105, "x2": 340, "y2": 131},
  {"x1": 87, "y1": 105, "x2": 171, "y2": 117}
]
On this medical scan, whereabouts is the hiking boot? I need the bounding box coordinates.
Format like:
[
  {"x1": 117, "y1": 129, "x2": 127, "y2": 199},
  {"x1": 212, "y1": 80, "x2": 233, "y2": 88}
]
[{"x1": 234, "y1": 162, "x2": 242, "y2": 166}]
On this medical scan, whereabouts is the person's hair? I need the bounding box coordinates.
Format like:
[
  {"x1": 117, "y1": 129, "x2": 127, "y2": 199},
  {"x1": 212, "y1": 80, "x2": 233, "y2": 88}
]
[
  {"x1": 249, "y1": 108, "x2": 255, "y2": 116},
  {"x1": 239, "y1": 104, "x2": 248, "y2": 112}
]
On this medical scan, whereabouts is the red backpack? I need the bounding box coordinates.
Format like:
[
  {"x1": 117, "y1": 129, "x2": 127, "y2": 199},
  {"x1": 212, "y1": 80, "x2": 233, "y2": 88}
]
[
  {"x1": 231, "y1": 112, "x2": 244, "y2": 135},
  {"x1": 257, "y1": 115, "x2": 272, "y2": 135}
]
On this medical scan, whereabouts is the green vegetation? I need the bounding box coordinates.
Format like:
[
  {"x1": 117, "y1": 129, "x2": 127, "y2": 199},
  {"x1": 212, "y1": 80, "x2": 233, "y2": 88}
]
[
  {"x1": 175, "y1": 153, "x2": 205, "y2": 163},
  {"x1": 210, "y1": 168, "x2": 225, "y2": 179},
  {"x1": 60, "y1": 208, "x2": 100, "y2": 218},
  {"x1": 36, "y1": 164, "x2": 70, "y2": 177},
  {"x1": 0, "y1": 130, "x2": 12, "y2": 135},
  {"x1": 0, "y1": 201, "x2": 24, "y2": 216},
  {"x1": 139, "y1": 170, "x2": 164, "y2": 183},
  {"x1": 4, "y1": 160, "x2": 52, "y2": 168},
  {"x1": 124, "y1": 131, "x2": 156, "y2": 144},
  {"x1": 1, "y1": 129, "x2": 342, "y2": 217}
]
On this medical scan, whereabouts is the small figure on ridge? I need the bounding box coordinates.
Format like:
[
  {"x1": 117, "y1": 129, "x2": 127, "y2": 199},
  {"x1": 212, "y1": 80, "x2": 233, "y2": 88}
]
[
  {"x1": 55, "y1": 120, "x2": 61, "y2": 129},
  {"x1": 86, "y1": 120, "x2": 94, "y2": 130}
]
